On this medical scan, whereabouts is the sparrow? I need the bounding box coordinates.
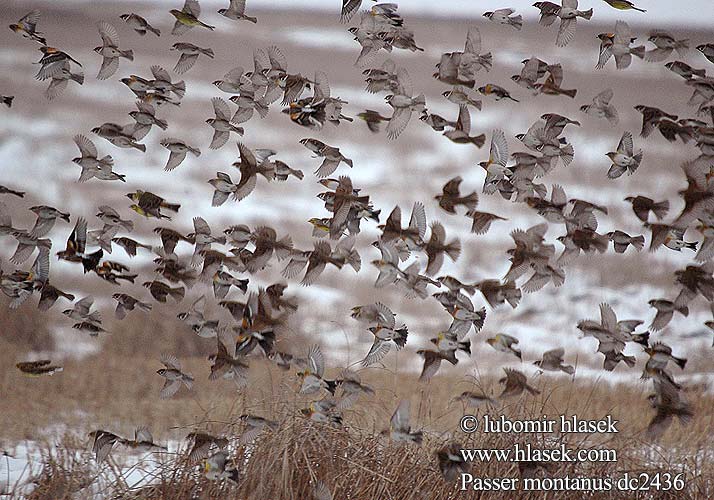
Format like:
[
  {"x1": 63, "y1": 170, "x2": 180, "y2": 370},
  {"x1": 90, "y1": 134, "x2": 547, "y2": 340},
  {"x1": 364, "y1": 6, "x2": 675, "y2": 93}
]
[
  {"x1": 156, "y1": 353, "x2": 194, "y2": 398},
  {"x1": 499, "y1": 368, "x2": 540, "y2": 398},
  {"x1": 218, "y1": 0, "x2": 257, "y2": 23},
  {"x1": 443, "y1": 105, "x2": 485, "y2": 148},
  {"x1": 94, "y1": 22, "x2": 134, "y2": 80},
  {"x1": 383, "y1": 400, "x2": 422, "y2": 443},
  {"x1": 435, "y1": 176, "x2": 479, "y2": 214},
  {"x1": 120, "y1": 13, "x2": 161, "y2": 36},
  {"x1": 533, "y1": 2, "x2": 561, "y2": 26},
  {"x1": 28, "y1": 205, "x2": 70, "y2": 238},
  {"x1": 300, "y1": 138, "x2": 353, "y2": 178},
  {"x1": 606, "y1": 131, "x2": 643, "y2": 178},
  {"x1": 38, "y1": 284, "x2": 75, "y2": 311},
  {"x1": 170, "y1": 42, "x2": 214, "y2": 74},
  {"x1": 72, "y1": 134, "x2": 124, "y2": 183},
  {"x1": 112, "y1": 293, "x2": 152, "y2": 320},
  {"x1": 238, "y1": 414, "x2": 278, "y2": 444},
  {"x1": 160, "y1": 138, "x2": 201, "y2": 171},
  {"x1": 297, "y1": 344, "x2": 337, "y2": 395},
  {"x1": 356, "y1": 109, "x2": 390, "y2": 133},
  {"x1": 555, "y1": 0, "x2": 592, "y2": 48},
  {"x1": 385, "y1": 68, "x2": 426, "y2": 139},
  {"x1": 231, "y1": 143, "x2": 277, "y2": 200},
  {"x1": 436, "y1": 444, "x2": 469, "y2": 482},
  {"x1": 44, "y1": 59, "x2": 84, "y2": 101},
  {"x1": 665, "y1": 61, "x2": 706, "y2": 80},
  {"x1": 645, "y1": 31, "x2": 689, "y2": 62},
  {"x1": 207, "y1": 97, "x2": 244, "y2": 149},
  {"x1": 143, "y1": 280, "x2": 186, "y2": 303},
  {"x1": 606, "y1": 230, "x2": 645, "y2": 253},
  {"x1": 533, "y1": 348, "x2": 574, "y2": 374},
  {"x1": 580, "y1": 88, "x2": 619, "y2": 125},
  {"x1": 360, "y1": 304, "x2": 408, "y2": 366},
  {"x1": 204, "y1": 451, "x2": 239, "y2": 483},
  {"x1": 170, "y1": 0, "x2": 215, "y2": 35},
  {"x1": 0, "y1": 185, "x2": 24, "y2": 198},
  {"x1": 624, "y1": 195, "x2": 669, "y2": 222},
  {"x1": 648, "y1": 299, "x2": 688, "y2": 331},
  {"x1": 422, "y1": 222, "x2": 461, "y2": 275},
  {"x1": 634, "y1": 105, "x2": 678, "y2": 138},
  {"x1": 482, "y1": 9, "x2": 522, "y2": 30},
  {"x1": 186, "y1": 432, "x2": 228, "y2": 463}
]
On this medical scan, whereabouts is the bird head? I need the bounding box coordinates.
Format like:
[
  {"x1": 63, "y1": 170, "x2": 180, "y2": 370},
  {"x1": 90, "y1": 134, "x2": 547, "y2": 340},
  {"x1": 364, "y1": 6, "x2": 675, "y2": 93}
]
[
  {"x1": 156, "y1": 368, "x2": 167, "y2": 376},
  {"x1": 92, "y1": 46, "x2": 102, "y2": 54},
  {"x1": 482, "y1": 12, "x2": 493, "y2": 18},
  {"x1": 119, "y1": 14, "x2": 130, "y2": 21},
  {"x1": 578, "y1": 104, "x2": 589, "y2": 112}
]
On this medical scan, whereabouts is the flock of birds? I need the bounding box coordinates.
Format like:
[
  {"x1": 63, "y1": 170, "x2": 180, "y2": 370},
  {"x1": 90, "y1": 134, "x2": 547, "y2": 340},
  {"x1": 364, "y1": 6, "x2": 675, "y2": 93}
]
[{"x1": 3, "y1": 0, "x2": 714, "y2": 492}]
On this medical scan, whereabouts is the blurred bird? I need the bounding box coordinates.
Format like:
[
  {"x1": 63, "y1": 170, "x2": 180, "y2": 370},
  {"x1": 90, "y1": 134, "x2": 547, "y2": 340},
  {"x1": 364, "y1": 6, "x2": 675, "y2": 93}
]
[
  {"x1": 171, "y1": 42, "x2": 214, "y2": 74},
  {"x1": 533, "y1": 348, "x2": 574, "y2": 374},
  {"x1": 9, "y1": 10, "x2": 46, "y2": 45},
  {"x1": 16, "y1": 359, "x2": 63, "y2": 376},
  {"x1": 482, "y1": 9, "x2": 522, "y2": 30},
  {"x1": 218, "y1": 0, "x2": 257, "y2": 23},
  {"x1": 486, "y1": 333, "x2": 522, "y2": 359},
  {"x1": 555, "y1": 0, "x2": 592, "y2": 48},
  {"x1": 170, "y1": 0, "x2": 215, "y2": 35},
  {"x1": 580, "y1": 88, "x2": 619, "y2": 125},
  {"x1": 602, "y1": 0, "x2": 646, "y2": 12},
  {"x1": 120, "y1": 13, "x2": 161, "y2": 36},
  {"x1": 157, "y1": 353, "x2": 194, "y2": 398},
  {"x1": 383, "y1": 400, "x2": 422, "y2": 443},
  {"x1": 499, "y1": 368, "x2": 540, "y2": 397},
  {"x1": 606, "y1": 131, "x2": 643, "y2": 178}
]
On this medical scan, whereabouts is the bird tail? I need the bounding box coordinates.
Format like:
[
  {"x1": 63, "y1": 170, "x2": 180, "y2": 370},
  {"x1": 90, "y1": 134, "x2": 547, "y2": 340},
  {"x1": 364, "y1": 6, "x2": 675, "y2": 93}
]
[
  {"x1": 632, "y1": 6, "x2": 646, "y2": 12},
  {"x1": 275, "y1": 236, "x2": 294, "y2": 260},
  {"x1": 471, "y1": 134, "x2": 486, "y2": 148},
  {"x1": 686, "y1": 241, "x2": 698, "y2": 251},
  {"x1": 509, "y1": 15, "x2": 523, "y2": 30},
  {"x1": 561, "y1": 88, "x2": 577, "y2": 99},
  {"x1": 461, "y1": 192, "x2": 479, "y2": 210},
  {"x1": 673, "y1": 356, "x2": 687, "y2": 369},
  {"x1": 202, "y1": 47, "x2": 215, "y2": 57},
  {"x1": 325, "y1": 379, "x2": 338, "y2": 395},
  {"x1": 652, "y1": 200, "x2": 669, "y2": 220},
  {"x1": 632, "y1": 331, "x2": 650, "y2": 347},
  {"x1": 119, "y1": 274, "x2": 137, "y2": 284},
  {"x1": 148, "y1": 25, "x2": 161, "y2": 37},
  {"x1": 578, "y1": 8, "x2": 593, "y2": 20},
  {"x1": 458, "y1": 339, "x2": 471, "y2": 356},
  {"x1": 631, "y1": 235, "x2": 645, "y2": 251},
  {"x1": 157, "y1": 118, "x2": 169, "y2": 130},
  {"x1": 560, "y1": 143, "x2": 575, "y2": 165},
  {"x1": 676, "y1": 304, "x2": 689, "y2": 317},
  {"x1": 3, "y1": 96, "x2": 14, "y2": 108},
  {"x1": 445, "y1": 239, "x2": 461, "y2": 262},
  {"x1": 622, "y1": 354, "x2": 637, "y2": 368},
  {"x1": 631, "y1": 45, "x2": 646, "y2": 60},
  {"x1": 138, "y1": 301, "x2": 153, "y2": 312},
  {"x1": 71, "y1": 72, "x2": 85, "y2": 85},
  {"x1": 394, "y1": 326, "x2": 409, "y2": 348},
  {"x1": 169, "y1": 286, "x2": 185, "y2": 302},
  {"x1": 246, "y1": 16, "x2": 258, "y2": 23},
  {"x1": 122, "y1": 49, "x2": 134, "y2": 61},
  {"x1": 693, "y1": 68, "x2": 707, "y2": 79},
  {"x1": 82, "y1": 249, "x2": 104, "y2": 273},
  {"x1": 164, "y1": 202, "x2": 181, "y2": 213},
  {"x1": 346, "y1": 249, "x2": 361, "y2": 273},
  {"x1": 133, "y1": 142, "x2": 147, "y2": 153},
  {"x1": 480, "y1": 52, "x2": 493, "y2": 71},
  {"x1": 562, "y1": 364, "x2": 575, "y2": 375},
  {"x1": 410, "y1": 431, "x2": 423, "y2": 445},
  {"x1": 526, "y1": 384, "x2": 541, "y2": 395},
  {"x1": 172, "y1": 80, "x2": 186, "y2": 98}
]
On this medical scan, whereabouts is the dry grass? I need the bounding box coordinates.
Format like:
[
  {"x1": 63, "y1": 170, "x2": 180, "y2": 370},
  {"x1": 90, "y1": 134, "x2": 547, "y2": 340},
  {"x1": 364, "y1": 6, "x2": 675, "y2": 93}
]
[{"x1": 4, "y1": 333, "x2": 714, "y2": 499}]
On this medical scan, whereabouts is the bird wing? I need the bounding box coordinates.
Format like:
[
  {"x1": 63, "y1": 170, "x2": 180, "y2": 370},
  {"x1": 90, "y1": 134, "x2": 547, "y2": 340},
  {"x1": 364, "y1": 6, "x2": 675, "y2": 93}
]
[
  {"x1": 97, "y1": 55, "x2": 119, "y2": 80},
  {"x1": 617, "y1": 131, "x2": 634, "y2": 156},
  {"x1": 174, "y1": 52, "x2": 198, "y2": 74},
  {"x1": 307, "y1": 344, "x2": 325, "y2": 377},
  {"x1": 464, "y1": 26, "x2": 481, "y2": 54},
  {"x1": 212, "y1": 97, "x2": 232, "y2": 121},
  {"x1": 98, "y1": 21, "x2": 120, "y2": 47}
]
